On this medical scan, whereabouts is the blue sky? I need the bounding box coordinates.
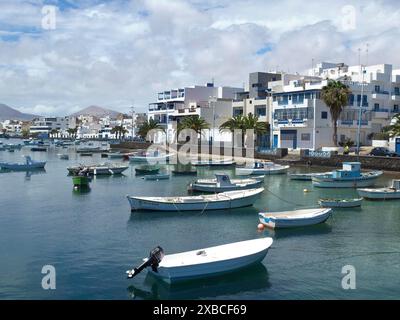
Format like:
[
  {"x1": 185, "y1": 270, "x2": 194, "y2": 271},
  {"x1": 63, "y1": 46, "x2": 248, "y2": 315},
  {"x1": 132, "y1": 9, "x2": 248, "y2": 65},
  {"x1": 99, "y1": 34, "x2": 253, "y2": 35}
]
[{"x1": 0, "y1": 0, "x2": 400, "y2": 115}]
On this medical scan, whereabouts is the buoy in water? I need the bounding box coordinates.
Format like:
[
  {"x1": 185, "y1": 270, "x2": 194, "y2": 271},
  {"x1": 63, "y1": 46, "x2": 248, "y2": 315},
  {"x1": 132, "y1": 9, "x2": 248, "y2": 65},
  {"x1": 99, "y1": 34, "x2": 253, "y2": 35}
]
[
  {"x1": 257, "y1": 223, "x2": 265, "y2": 231},
  {"x1": 303, "y1": 188, "x2": 310, "y2": 193}
]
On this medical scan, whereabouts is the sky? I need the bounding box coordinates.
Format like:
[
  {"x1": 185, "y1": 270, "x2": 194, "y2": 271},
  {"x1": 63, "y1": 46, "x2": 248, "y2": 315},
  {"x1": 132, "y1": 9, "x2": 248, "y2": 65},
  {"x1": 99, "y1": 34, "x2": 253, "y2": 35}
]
[{"x1": 0, "y1": 0, "x2": 400, "y2": 115}]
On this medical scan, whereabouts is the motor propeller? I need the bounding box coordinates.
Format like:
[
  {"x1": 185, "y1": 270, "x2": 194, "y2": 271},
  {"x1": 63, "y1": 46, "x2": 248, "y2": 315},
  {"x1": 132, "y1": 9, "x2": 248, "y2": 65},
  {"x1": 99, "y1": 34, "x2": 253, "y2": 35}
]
[{"x1": 126, "y1": 246, "x2": 164, "y2": 279}]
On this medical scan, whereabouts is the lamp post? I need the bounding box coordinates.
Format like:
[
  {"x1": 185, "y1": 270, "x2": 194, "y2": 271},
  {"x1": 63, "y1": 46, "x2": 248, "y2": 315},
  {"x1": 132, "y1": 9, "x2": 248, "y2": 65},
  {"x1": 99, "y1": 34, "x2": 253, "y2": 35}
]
[{"x1": 356, "y1": 65, "x2": 366, "y2": 155}]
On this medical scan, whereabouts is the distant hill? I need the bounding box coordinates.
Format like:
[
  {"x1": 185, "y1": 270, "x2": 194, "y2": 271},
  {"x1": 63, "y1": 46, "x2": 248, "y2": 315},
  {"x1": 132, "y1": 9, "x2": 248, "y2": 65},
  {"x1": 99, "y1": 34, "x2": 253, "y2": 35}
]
[
  {"x1": 0, "y1": 103, "x2": 39, "y2": 121},
  {"x1": 70, "y1": 106, "x2": 121, "y2": 118}
]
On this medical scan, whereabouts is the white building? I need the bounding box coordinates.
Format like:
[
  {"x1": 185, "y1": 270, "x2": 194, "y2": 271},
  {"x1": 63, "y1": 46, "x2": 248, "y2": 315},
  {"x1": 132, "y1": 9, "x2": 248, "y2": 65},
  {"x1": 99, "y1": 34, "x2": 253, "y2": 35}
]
[
  {"x1": 269, "y1": 62, "x2": 400, "y2": 150},
  {"x1": 148, "y1": 83, "x2": 243, "y2": 144},
  {"x1": 30, "y1": 116, "x2": 76, "y2": 137},
  {"x1": 0, "y1": 120, "x2": 23, "y2": 133}
]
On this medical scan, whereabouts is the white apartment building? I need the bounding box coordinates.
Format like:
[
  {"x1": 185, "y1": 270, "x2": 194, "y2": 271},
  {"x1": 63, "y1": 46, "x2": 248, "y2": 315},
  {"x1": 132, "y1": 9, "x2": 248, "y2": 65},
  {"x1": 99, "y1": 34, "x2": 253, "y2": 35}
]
[
  {"x1": 1, "y1": 120, "x2": 23, "y2": 133},
  {"x1": 30, "y1": 116, "x2": 76, "y2": 136},
  {"x1": 269, "y1": 62, "x2": 400, "y2": 150},
  {"x1": 148, "y1": 83, "x2": 243, "y2": 144}
]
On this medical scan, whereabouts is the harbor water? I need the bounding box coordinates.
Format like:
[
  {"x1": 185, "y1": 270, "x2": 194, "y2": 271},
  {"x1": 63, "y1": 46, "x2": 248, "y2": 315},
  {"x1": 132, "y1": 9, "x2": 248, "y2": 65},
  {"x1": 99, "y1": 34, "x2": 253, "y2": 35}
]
[{"x1": 1, "y1": 141, "x2": 400, "y2": 299}]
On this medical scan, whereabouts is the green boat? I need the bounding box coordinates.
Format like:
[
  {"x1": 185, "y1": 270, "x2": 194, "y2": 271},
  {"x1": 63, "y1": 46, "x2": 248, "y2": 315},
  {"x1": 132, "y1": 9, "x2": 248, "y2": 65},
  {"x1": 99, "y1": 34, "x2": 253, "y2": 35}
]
[
  {"x1": 135, "y1": 166, "x2": 160, "y2": 175},
  {"x1": 72, "y1": 175, "x2": 91, "y2": 187}
]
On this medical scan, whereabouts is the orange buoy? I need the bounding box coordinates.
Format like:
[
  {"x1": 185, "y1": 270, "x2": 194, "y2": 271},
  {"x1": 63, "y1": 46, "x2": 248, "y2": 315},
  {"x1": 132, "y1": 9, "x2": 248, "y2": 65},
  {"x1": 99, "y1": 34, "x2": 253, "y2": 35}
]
[{"x1": 257, "y1": 223, "x2": 265, "y2": 231}]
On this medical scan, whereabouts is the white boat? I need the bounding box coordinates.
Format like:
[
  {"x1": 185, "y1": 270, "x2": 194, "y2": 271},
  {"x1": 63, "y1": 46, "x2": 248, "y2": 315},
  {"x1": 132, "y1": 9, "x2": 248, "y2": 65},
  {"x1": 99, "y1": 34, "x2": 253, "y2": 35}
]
[
  {"x1": 312, "y1": 162, "x2": 383, "y2": 188},
  {"x1": 259, "y1": 208, "x2": 332, "y2": 229},
  {"x1": 189, "y1": 173, "x2": 263, "y2": 193},
  {"x1": 67, "y1": 163, "x2": 128, "y2": 175},
  {"x1": 143, "y1": 173, "x2": 170, "y2": 181},
  {"x1": 129, "y1": 151, "x2": 173, "y2": 164},
  {"x1": 191, "y1": 159, "x2": 236, "y2": 167},
  {"x1": 289, "y1": 172, "x2": 330, "y2": 181},
  {"x1": 127, "y1": 188, "x2": 264, "y2": 211},
  {"x1": 357, "y1": 179, "x2": 400, "y2": 200},
  {"x1": 57, "y1": 154, "x2": 69, "y2": 160},
  {"x1": 236, "y1": 161, "x2": 289, "y2": 175},
  {"x1": 318, "y1": 198, "x2": 363, "y2": 208},
  {"x1": 0, "y1": 156, "x2": 46, "y2": 170},
  {"x1": 108, "y1": 152, "x2": 125, "y2": 159},
  {"x1": 126, "y1": 237, "x2": 273, "y2": 283}
]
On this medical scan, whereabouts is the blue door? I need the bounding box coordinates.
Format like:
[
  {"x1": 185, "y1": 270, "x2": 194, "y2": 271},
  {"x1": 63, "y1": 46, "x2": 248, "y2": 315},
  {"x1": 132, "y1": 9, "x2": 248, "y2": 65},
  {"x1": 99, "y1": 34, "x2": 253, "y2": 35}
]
[
  {"x1": 273, "y1": 135, "x2": 278, "y2": 148},
  {"x1": 396, "y1": 138, "x2": 400, "y2": 154}
]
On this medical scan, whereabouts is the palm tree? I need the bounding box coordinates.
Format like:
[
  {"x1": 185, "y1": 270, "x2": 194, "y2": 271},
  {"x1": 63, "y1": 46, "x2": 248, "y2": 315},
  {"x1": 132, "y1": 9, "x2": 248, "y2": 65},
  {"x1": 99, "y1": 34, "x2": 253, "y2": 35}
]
[
  {"x1": 111, "y1": 126, "x2": 120, "y2": 140},
  {"x1": 137, "y1": 119, "x2": 164, "y2": 142},
  {"x1": 66, "y1": 128, "x2": 75, "y2": 138},
  {"x1": 387, "y1": 113, "x2": 400, "y2": 138},
  {"x1": 321, "y1": 80, "x2": 351, "y2": 146},
  {"x1": 220, "y1": 114, "x2": 269, "y2": 147},
  {"x1": 50, "y1": 129, "x2": 59, "y2": 138},
  {"x1": 177, "y1": 116, "x2": 209, "y2": 142}
]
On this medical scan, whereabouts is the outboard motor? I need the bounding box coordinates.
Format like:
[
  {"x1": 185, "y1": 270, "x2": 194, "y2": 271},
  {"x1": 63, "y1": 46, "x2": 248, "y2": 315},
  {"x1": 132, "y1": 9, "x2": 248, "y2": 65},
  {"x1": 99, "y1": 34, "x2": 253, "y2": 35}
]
[{"x1": 126, "y1": 246, "x2": 164, "y2": 279}]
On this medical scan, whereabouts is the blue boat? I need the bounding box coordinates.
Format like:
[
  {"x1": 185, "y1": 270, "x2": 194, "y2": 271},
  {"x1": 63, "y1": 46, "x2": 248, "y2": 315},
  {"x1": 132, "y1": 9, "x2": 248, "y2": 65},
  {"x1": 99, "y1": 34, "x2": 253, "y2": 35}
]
[{"x1": 312, "y1": 162, "x2": 383, "y2": 188}]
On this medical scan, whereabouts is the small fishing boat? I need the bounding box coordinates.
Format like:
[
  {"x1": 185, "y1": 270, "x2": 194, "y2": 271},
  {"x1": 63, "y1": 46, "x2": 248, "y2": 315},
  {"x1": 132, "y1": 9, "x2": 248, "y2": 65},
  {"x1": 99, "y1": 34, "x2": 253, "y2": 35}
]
[
  {"x1": 127, "y1": 188, "x2": 264, "y2": 211},
  {"x1": 72, "y1": 168, "x2": 92, "y2": 189},
  {"x1": 312, "y1": 162, "x2": 383, "y2": 188},
  {"x1": 357, "y1": 179, "x2": 400, "y2": 200},
  {"x1": 289, "y1": 172, "x2": 330, "y2": 181},
  {"x1": 0, "y1": 156, "x2": 46, "y2": 171},
  {"x1": 135, "y1": 166, "x2": 160, "y2": 175},
  {"x1": 258, "y1": 208, "x2": 332, "y2": 229},
  {"x1": 80, "y1": 153, "x2": 93, "y2": 157},
  {"x1": 236, "y1": 161, "x2": 289, "y2": 175},
  {"x1": 189, "y1": 173, "x2": 263, "y2": 193},
  {"x1": 57, "y1": 154, "x2": 69, "y2": 160},
  {"x1": 129, "y1": 151, "x2": 173, "y2": 163},
  {"x1": 318, "y1": 198, "x2": 363, "y2": 208},
  {"x1": 31, "y1": 147, "x2": 47, "y2": 152},
  {"x1": 191, "y1": 159, "x2": 236, "y2": 167},
  {"x1": 67, "y1": 163, "x2": 128, "y2": 175},
  {"x1": 172, "y1": 169, "x2": 197, "y2": 176},
  {"x1": 76, "y1": 146, "x2": 102, "y2": 153},
  {"x1": 126, "y1": 237, "x2": 273, "y2": 283},
  {"x1": 4, "y1": 143, "x2": 22, "y2": 150},
  {"x1": 143, "y1": 173, "x2": 170, "y2": 181}
]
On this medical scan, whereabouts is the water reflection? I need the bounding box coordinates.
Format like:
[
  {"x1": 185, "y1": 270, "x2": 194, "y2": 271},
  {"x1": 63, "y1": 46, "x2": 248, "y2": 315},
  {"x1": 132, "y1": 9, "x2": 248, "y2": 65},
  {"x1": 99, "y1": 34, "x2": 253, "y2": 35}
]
[
  {"x1": 24, "y1": 169, "x2": 47, "y2": 180},
  {"x1": 127, "y1": 263, "x2": 270, "y2": 300},
  {"x1": 266, "y1": 223, "x2": 332, "y2": 239}
]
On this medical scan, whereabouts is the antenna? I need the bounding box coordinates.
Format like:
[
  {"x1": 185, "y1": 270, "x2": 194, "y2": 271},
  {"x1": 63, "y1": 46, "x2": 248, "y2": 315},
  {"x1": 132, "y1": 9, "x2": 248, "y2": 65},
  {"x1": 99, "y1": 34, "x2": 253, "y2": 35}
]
[
  {"x1": 366, "y1": 43, "x2": 369, "y2": 66},
  {"x1": 358, "y1": 48, "x2": 361, "y2": 66}
]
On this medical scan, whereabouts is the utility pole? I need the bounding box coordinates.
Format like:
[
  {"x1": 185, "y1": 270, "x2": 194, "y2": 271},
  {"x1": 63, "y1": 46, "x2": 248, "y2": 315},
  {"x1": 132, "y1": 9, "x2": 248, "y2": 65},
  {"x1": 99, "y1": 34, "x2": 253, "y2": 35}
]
[
  {"x1": 356, "y1": 65, "x2": 366, "y2": 155},
  {"x1": 130, "y1": 103, "x2": 135, "y2": 140}
]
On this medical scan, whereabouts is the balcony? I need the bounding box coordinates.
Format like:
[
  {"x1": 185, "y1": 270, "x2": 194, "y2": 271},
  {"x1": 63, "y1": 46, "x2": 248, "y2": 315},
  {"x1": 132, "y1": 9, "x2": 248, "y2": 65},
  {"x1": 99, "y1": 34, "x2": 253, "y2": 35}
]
[
  {"x1": 372, "y1": 108, "x2": 389, "y2": 119},
  {"x1": 340, "y1": 120, "x2": 354, "y2": 126},
  {"x1": 356, "y1": 120, "x2": 369, "y2": 126},
  {"x1": 372, "y1": 91, "x2": 390, "y2": 100},
  {"x1": 391, "y1": 92, "x2": 400, "y2": 101}
]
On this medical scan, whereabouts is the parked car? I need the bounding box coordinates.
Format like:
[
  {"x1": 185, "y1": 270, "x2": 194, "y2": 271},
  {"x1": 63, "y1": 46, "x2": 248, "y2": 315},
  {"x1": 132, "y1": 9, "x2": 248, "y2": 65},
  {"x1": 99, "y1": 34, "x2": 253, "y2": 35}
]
[{"x1": 369, "y1": 147, "x2": 400, "y2": 157}]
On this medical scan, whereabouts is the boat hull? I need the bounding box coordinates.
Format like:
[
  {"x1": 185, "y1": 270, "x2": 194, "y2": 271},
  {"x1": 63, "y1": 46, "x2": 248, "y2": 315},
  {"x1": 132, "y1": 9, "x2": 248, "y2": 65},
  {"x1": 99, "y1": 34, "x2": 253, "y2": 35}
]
[
  {"x1": 143, "y1": 174, "x2": 170, "y2": 180},
  {"x1": 236, "y1": 166, "x2": 289, "y2": 175},
  {"x1": 0, "y1": 163, "x2": 46, "y2": 170},
  {"x1": 146, "y1": 238, "x2": 273, "y2": 283},
  {"x1": 312, "y1": 177, "x2": 379, "y2": 188},
  {"x1": 357, "y1": 188, "x2": 400, "y2": 199},
  {"x1": 149, "y1": 248, "x2": 269, "y2": 283},
  {"x1": 127, "y1": 189, "x2": 263, "y2": 211},
  {"x1": 318, "y1": 198, "x2": 363, "y2": 208},
  {"x1": 259, "y1": 209, "x2": 332, "y2": 229},
  {"x1": 189, "y1": 180, "x2": 263, "y2": 193}
]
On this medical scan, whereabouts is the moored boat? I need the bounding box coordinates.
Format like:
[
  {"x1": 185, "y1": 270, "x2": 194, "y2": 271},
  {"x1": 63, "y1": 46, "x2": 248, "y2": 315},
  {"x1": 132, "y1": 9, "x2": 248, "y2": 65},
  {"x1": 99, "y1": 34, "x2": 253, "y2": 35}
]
[
  {"x1": 258, "y1": 208, "x2": 332, "y2": 229},
  {"x1": 129, "y1": 151, "x2": 173, "y2": 164},
  {"x1": 172, "y1": 169, "x2": 197, "y2": 176},
  {"x1": 31, "y1": 147, "x2": 47, "y2": 152},
  {"x1": 318, "y1": 198, "x2": 363, "y2": 208},
  {"x1": 57, "y1": 154, "x2": 69, "y2": 160},
  {"x1": 188, "y1": 173, "x2": 263, "y2": 193},
  {"x1": 312, "y1": 162, "x2": 383, "y2": 188},
  {"x1": 126, "y1": 237, "x2": 273, "y2": 283},
  {"x1": 0, "y1": 156, "x2": 46, "y2": 171},
  {"x1": 127, "y1": 187, "x2": 264, "y2": 211},
  {"x1": 191, "y1": 159, "x2": 236, "y2": 167},
  {"x1": 135, "y1": 166, "x2": 160, "y2": 175},
  {"x1": 236, "y1": 161, "x2": 289, "y2": 175},
  {"x1": 289, "y1": 172, "x2": 330, "y2": 181},
  {"x1": 143, "y1": 173, "x2": 170, "y2": 180},
  {"x1": 67, "y1": 163, "x2": 128, "y2": 175},
  {"x1": 357, "y1": 179, "x2": 400, "y2": 200}
]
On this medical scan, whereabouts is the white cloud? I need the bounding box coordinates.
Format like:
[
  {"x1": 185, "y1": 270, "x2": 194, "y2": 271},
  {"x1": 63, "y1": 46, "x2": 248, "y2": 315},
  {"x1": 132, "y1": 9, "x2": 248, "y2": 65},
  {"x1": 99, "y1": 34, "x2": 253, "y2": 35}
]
[{"x1": 0, "y1": 0, "x2": 399, "y2": 116}]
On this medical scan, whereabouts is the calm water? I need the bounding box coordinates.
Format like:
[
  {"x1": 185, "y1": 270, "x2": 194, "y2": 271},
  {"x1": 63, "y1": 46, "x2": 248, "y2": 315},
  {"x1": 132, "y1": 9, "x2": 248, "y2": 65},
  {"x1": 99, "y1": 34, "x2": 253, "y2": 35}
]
[{"x1": 1, "y1": 140, "x2": 400, "y2": 300}]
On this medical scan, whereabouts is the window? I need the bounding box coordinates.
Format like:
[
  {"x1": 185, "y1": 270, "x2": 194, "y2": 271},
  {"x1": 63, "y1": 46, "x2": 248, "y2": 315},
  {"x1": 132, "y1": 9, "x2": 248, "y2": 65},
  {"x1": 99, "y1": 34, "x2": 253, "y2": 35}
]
[
  {"x1": 374, "y1": 103, "x2": 380, "y2": 111},
  {"x1": 255, "y1": 106, "x2": 266, "y2": 117},
  {"x1": 348, "y1": 94, "x2": 354, "y2": 106},
  {"x1": 321, "y1": 111, "x2": 328, "y2": 119},
  {"x1": 301, "y1": 133, "x2": 311, "y2": 141},
  {"x1": 394, "y1": 105, "x2": 399, "y2": 112},
  {"x1": 375, "y1": 85, "x2": 380, "y2": 92}
]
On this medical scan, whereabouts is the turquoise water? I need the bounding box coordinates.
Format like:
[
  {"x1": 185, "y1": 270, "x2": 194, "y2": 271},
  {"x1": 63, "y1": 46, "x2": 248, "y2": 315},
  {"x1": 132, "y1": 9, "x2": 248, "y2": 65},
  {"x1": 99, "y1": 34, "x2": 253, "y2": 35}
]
[{"x1": 1, "y1": 140, "x2": 400, "y2": 300}]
